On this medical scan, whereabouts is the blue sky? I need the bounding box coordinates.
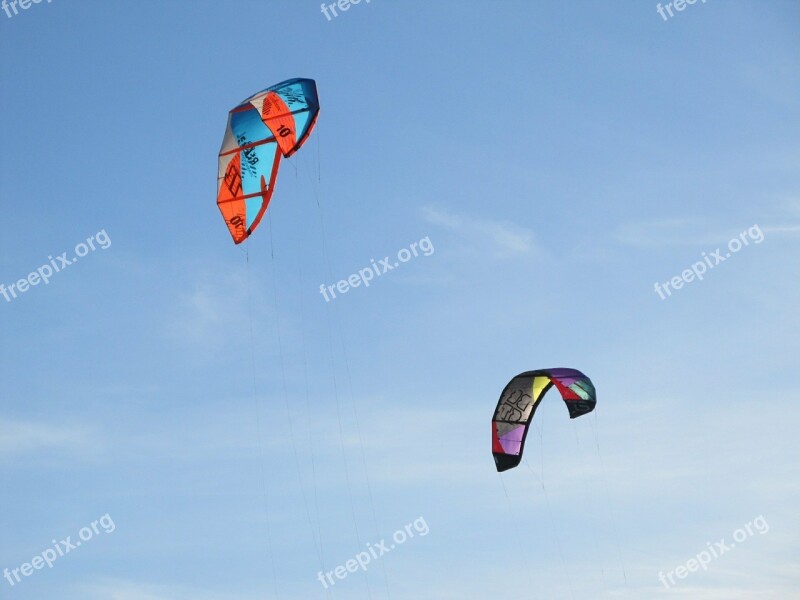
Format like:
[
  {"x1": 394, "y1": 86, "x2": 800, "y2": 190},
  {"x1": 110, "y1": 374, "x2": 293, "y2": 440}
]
[{"x1": 1, "y1": 1, "x2": 799, "y2": 598}]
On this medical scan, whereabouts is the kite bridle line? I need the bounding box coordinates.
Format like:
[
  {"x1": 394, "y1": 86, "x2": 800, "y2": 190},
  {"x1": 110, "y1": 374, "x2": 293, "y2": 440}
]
[
  {"x1": 306, "y1": 127, "x2": 393, "y2": 600},
  {"x1": 288, "y1": 161, "x2": 331, "y2": 596},
  {"x1": 588, "y1": 408, "x2": 629, "y2": 585},
  {"x1": 243, "y1": 239, "x2": 280, "y2": 599},
  {"x1": 525, "y1": 413, "x2": 577, "y2": 600},
  {"x1": 265, "y1": 212, "x2": 332, "y2": 587}
]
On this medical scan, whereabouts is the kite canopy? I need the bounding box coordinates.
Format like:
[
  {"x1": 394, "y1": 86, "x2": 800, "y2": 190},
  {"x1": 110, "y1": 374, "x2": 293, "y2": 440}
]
[
  {"x1": 491, "y1": 368, "x2": 596, "y2": 472},
  {"x1": 217, "y1": 78, "x2": 320, "y2": 244}
]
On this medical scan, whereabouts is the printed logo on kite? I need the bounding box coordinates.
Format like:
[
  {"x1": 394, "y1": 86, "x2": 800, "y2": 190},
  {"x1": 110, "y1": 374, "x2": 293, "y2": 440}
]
[
  {"x1": 216, "y1": 78, "x2": 320, "y2": 244},
  {"x1": 491, "y1": 368, "x2": 597, "y2": 472}
]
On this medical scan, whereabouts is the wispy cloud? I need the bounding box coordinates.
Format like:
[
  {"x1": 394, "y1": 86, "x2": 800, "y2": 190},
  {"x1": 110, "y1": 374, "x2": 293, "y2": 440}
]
[
  {"x1": 165, "y1": 272, "x2": 252, "y2": 346},
  {"x1": 614, "y1": 218, "x2": 728, "y2": 248},
  {"x1": 421, "y1": 207, "x2": 537, "y2": 258},
  {"x1": 0, "y1": 418, "x2": 95, "y2": 462},
  {"x1": 0, "y1": 407, "x2": 277, "y2": 467},
  {"x1": 80, "y1": 580, "x2": 260, "y2": 600},
  {"x1": 617, "y1": 207, "x2": 800, "y2": 248},
  {"x1": 761, "y1": 224, "x2": 800, "y2": 235}
]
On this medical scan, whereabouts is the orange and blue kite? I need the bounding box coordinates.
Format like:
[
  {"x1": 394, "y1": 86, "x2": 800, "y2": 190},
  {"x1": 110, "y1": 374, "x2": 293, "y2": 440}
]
[{"x1": 217, "y1": 78, "x2": 320, "y2": 244}]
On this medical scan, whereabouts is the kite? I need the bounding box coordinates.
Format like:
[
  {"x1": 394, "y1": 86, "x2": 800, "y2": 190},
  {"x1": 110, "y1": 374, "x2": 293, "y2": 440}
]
[
  {"x1": 491, "y1": 368, "x2": 596, "y2": 472},
  {"x1": 217, "y1": 78, "x2": 320, "y2": 244}
]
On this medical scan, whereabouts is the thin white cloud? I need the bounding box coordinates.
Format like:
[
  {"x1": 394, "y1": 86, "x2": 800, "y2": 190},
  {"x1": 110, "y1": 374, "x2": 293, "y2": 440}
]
[
  {"x1": 420, "y1": 206, "x2": 537, "y2": 258},
  {"x1": 761, "y1": 224, "x2": 800, "y2": 234},
  {"x1": 617, "y1": 208, "x2": 800, "y2": 248},
  {"x1": 81, "y1": 580, "x2": 261, "y2": 600},
  {"x1": 0, "y1": 418, "x2": 95, "y2": 462},
  {"x1": 614, "y1": 218, "x2": 729, "y2": 248},
  {"x1": 165, "y1": 272, "x2": 252, "y2": 346},
  {"x1": 0, "y1": 405, "x2": 282, "y2": 467}
]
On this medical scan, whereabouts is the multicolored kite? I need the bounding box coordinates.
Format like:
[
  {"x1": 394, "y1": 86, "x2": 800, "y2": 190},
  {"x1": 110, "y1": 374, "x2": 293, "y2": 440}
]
[
  {"x1": 217, "y1": 78, "x2": 320, "y2": 244},
  {"x1": 491, "y1": 368, "x2": 596, "y2": 472}
]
